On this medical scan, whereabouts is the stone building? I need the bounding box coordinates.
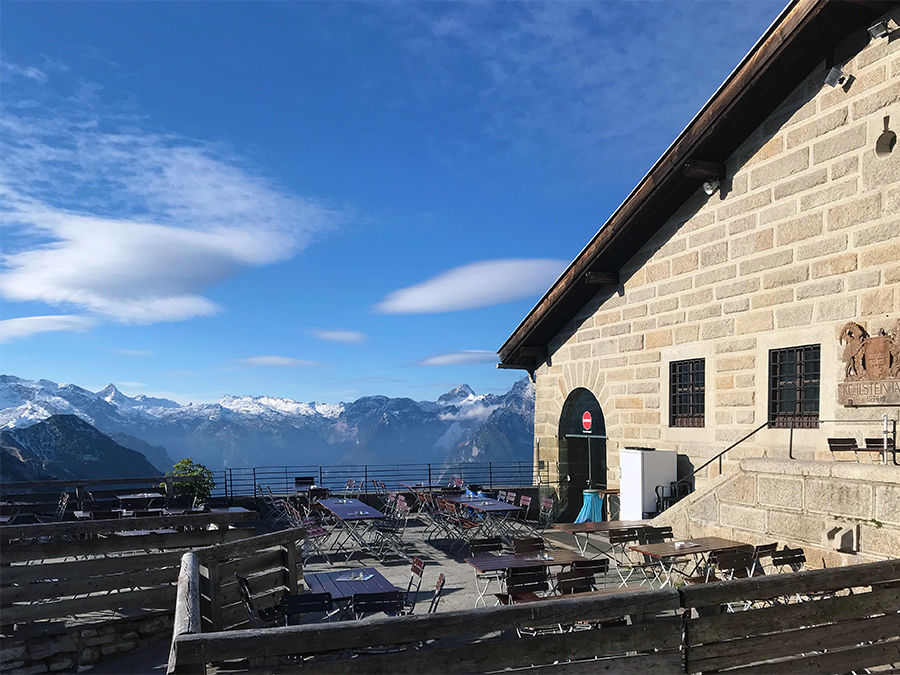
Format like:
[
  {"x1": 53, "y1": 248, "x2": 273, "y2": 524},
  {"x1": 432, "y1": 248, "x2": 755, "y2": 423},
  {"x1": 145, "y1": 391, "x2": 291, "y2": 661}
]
[{"x1": 499, "y1": 0, "x2": 900, "y2": 564}]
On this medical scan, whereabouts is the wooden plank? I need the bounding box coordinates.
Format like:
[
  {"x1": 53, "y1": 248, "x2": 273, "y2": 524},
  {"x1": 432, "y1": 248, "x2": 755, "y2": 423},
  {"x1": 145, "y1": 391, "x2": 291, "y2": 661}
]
[
  {"x1": 680, "y1": 558, "x2": 900, "y2": 607},
  {"x1": 496, "y1": 651, "x2": 684, "y2": 675},
  {"x1": 4, "y1": 584, "x2": 177, "y2": 624},
  {"x1": 1, "y1": 567, "x2": 179, "y2": 604},
  {"x1": 721, "y1": 639, "x2": 900, "y2": 675},
  {"x1": 2, "y1": 529, "x2": 251, "y2": 562},
  {"x1": 206, "y1": 561, "x2": 223, "y2": 632},
  {"x1": 3, "y1": 550, "x2": 183, "y2": 583},
  {"x1": 221, "y1": 618, "x2": 681, "y2": 674},
  {"x1": 173, "y1": 588, "x2": 679, "y2": 663},
  {"x1": 217, "y1": 549, "x2": 285, "y2": 581},
  {"x1": 1, "y1": 509, "x2": 258, "y2": 540},
  {"x1": 193, "y1": 528, "x2": 305, "y2": 564},
  {"x1": 688, "y1": 586, "x2": 900, "y2": 644},
  {"x1": 168, "y1": 552, "x2": 204, "y2": 675},
  {"x1": 688, "y1": 613, "x2": 900, "y2": 672},
  {"x1": 284, "y1": 540, "x2": 299, "y2": 595}
]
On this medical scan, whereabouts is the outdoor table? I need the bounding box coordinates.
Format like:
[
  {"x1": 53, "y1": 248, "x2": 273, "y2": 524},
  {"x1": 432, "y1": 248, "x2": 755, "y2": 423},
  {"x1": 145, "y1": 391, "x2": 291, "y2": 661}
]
[
  {"x1": 552, "y1": 520, "x2": 651, "y2": 557},
  {"x1": 443, "y1": 493, "x2": 521, "y2": 541},
  {"x1": 628, "y1": 536, "x2": 750, "y2": 588},
  {"x1": 318, "y1": 498, "x2": 385, "y2": 561},
  {"x1": 304, "y1": 566, "x2": 398, "y2": 619},
  {"x1": 465, "y1": 550, "x2": 588, "y2": 606},
  {"x1": 399, "y1": 481, "x2": 445, "y2": 491}
]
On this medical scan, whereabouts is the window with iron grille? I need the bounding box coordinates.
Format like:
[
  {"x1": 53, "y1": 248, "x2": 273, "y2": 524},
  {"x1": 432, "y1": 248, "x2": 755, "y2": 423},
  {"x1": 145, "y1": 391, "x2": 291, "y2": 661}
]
[
  {"x1": 669, "y1": 359, "x2": 705, "y2": 427},
  {"x1": 769, "y1": 344, "x2": 820, "y2": 428}
]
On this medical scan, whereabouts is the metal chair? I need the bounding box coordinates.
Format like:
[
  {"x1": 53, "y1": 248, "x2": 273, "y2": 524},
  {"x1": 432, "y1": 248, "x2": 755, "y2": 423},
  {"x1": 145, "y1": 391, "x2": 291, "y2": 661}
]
[
  {"x1": 280, "y1": 592, "x2": 333, "y2": 624},
  {"x1": 427, "y1": 573, "x2": 445, "y2": 614},
  {"x1": 351, "y1": 591, "x2": 404, "y2": 619},
  {"x1": 469, "y1": 538, "x2": 507, "y2": 607},
  {"x1": 403, "y1": 557, "x2": 425, "y2": 613},
  {"x1": 495, "y1": 566, "x2": 550, "y2": 606},
  {"x1": 512, "y1": 537, "x2": 545, "y2": 555},
  {"x1": 572, "y1": 558, "x2": 611, "y2": 589}
]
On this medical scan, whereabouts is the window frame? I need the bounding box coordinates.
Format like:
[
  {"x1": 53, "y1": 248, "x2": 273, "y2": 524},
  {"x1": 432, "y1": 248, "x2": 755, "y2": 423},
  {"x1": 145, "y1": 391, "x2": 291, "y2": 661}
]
[
  {"x1": 768, "y1": 344, "x2": 821, "y2": 429},
  {"x1": 669, "y1": 358, "x2": 705, "y2": 428}
]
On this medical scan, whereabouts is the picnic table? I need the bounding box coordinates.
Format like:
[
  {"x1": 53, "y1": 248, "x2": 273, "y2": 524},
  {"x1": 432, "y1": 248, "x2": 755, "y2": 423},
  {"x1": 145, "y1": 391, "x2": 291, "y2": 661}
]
[{"x1": 629, "y1": 536, "x2": 750, "y2": 588}]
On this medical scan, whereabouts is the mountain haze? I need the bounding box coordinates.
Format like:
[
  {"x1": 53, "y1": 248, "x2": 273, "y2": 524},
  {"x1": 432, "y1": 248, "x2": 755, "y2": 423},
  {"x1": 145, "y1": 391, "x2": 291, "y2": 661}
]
[{"x1": 0, "y1": 375, "x2": 535, "y2": 471}]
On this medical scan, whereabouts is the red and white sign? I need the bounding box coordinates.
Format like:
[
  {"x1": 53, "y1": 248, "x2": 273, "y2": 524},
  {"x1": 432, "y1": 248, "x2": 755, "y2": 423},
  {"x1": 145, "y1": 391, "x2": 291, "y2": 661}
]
[{"x1": 582, "y1": 411, "x2": 592, "y2": 432}]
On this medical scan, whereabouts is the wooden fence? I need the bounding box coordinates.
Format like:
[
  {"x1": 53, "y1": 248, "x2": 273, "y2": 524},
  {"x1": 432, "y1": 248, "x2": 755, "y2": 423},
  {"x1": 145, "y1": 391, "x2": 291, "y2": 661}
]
[
  {"x1": 0, "y1": 509, "x2": 258, "y2": 628},
  {"x1": 167, "y1": 558, "x2": 900, "y2": 674}
]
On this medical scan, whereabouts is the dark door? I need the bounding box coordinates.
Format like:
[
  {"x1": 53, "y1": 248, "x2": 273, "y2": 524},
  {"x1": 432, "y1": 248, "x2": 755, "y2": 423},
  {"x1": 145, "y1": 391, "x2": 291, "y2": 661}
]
[{"x1": 557, "y1": 389, "x2": 607, "y2": 521}]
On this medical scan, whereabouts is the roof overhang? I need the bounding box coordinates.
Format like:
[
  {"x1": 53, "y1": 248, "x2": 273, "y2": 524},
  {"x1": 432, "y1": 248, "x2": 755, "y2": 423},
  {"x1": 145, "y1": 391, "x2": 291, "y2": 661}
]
[{"x1": 498, "y1": 0, "x2": 886, "y2": 371}]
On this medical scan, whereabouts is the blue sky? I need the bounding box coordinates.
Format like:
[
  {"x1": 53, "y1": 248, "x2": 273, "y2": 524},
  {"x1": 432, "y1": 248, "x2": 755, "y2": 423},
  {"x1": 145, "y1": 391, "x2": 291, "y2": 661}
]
[{"x1": 1, "y1": 1, "x2": 784, "y2": 405}]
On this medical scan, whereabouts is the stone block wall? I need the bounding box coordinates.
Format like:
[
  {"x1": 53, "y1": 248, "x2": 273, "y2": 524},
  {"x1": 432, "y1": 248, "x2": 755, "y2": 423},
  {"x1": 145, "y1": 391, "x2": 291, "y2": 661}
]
[
  {"x1": 0, "y1": 612, "x2": 172, "y2": 675},
  {"x1": 652, "y1": 458, "x2": 900, "y2": 568},
  {"x1": 533, "y1": 8, "x2": 900, "y2": 491}
]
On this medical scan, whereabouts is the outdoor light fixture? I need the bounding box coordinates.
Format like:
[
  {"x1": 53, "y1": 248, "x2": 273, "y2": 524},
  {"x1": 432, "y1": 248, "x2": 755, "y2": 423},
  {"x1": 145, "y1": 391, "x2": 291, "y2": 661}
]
[
  {"x1": 868, "y1": 21, "x2": 891, "y2": 40},
  {"x1": 702, "y1": 179, "x2": 720, "y2": 196},
  {"x1": 824, "y1": 66, "x2": 847, "y2": 88}
]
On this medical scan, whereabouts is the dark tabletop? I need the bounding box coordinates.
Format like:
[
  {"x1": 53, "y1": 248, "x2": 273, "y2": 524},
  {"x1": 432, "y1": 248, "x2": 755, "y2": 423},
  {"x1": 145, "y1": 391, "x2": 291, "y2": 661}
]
[
  {"x1": 305, "y1": 567, "x2": 398, "y2": 601},
  {"x1": 629, "y1": 536, "x2": 750, "y2": 559},
  {"x1": 442, "y1": 494, "x2": 522, "y2": 513},
  {"x1": 465, "y1": 550, "x2": 588, "y2": 573},
  {"x1": 552, "y1": 520, "x2": 651, "y2": 534},
  {"x1": 318, "y1": 498, "x2": 385, "y2": 521}
]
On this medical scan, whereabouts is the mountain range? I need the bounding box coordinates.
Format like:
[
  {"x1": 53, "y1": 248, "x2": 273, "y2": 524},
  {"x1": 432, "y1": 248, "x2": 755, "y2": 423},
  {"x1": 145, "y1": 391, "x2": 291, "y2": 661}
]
[{"x1": 0, "y1": 375, "x2": 535, "y2": 473}]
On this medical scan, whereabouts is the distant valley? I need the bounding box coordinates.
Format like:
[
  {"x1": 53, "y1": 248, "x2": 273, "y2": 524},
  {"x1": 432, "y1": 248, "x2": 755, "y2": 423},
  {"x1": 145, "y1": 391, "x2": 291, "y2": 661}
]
[{"x1": 0, "y1": 375, "x2": 535, "y2": 476}]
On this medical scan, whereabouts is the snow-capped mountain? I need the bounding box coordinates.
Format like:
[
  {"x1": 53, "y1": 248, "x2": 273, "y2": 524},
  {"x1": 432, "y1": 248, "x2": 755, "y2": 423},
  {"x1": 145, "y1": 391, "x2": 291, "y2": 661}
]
[{"x1": 0, "y1": 375, "x2": 535, "y2": 471}]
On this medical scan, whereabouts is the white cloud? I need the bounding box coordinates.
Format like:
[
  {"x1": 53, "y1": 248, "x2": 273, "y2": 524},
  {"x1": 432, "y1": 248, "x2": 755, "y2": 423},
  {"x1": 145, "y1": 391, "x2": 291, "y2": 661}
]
[
  {"x1": 417, "y1": 350, "x2": 497, "y2": 367},
  {"x1": 376, "y1": 259, "x2": 567, "y2": 314},
  {"x1": 0, "y1": 74, "x2": 346, "y2": 331},
  {"x1": 1, "y1": 63, "x2": 48, "y2": 83},
  {"x1": 310, "y1": 330, "x2": 367, "y2": 344},
  {"x1": 439, "y1": 404, "x2": 500, "y2": 423},
  {"x1": 0, "y1": 315, "x2": 95, "y2": 342},
  {"x1": 237, "y1": 356, "x2": 321, "y2": 368},
  {"x1": 113, "y1": 349, "x2": 155, "y2": 357}
]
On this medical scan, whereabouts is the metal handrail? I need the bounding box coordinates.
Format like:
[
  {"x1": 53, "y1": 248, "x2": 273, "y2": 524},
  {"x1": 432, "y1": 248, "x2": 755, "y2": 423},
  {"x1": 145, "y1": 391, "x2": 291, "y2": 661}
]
[{"x1": 669, "y1": 421, "x2": 771, "y2": 494}]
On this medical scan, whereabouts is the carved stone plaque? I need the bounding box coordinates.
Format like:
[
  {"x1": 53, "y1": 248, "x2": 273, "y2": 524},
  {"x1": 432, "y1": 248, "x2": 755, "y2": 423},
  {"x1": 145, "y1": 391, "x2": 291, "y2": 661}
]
[{"x1": 838, "y1": 320, "x2": 900, "y2": 406}]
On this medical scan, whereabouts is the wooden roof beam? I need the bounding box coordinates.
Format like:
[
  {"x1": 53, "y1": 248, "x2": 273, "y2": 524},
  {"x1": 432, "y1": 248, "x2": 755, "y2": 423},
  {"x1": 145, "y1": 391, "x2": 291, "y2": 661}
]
[
  {"x1": 682, "y1": 160, "x2": 725, "y2": 180},
  {"x1": 584, "y1": 271, "x2": 619, "y2": 286}
]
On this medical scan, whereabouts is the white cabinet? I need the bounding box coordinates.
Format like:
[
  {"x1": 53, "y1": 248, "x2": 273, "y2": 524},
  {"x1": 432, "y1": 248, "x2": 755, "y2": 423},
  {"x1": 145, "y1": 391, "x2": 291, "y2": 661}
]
[{"x1": 619, "y1": 448, "x2": 677, "y2": 520}]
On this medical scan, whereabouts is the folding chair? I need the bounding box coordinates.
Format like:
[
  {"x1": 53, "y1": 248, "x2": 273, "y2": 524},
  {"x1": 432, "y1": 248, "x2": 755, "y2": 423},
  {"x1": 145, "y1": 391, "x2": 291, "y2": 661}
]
[
  {"x1": 537, "y1": 497, "x2": 555, "y2": 532},
  {"x1": 403, "y1": 557, "x2": 425, "y2": 613},
  {"x1": 750, "y1": 542, "x2": 778, "y2": 576},
  {"x1": 607, "y1": 528, "x2": 647, "y2": 587},
  {"x1": 469, "y1": 538, "x2": 506, "y2": 607},
  {"x1": 572, "y1": 558, "x2": 611, "y2": 589},
  {"x1": 496, "y1": 490, "x2": 507, "y2": 503},
  {"x1": 512, "y1": 537, "x2": 545, "y2": 555},
  {"x1": 351, "y1": 591, "x2": 404, "y2": 619},
  {"x1": 556, "y1": 568, "x2": 595, "y2": 595},
  {"x1": 495, "y1": 566, "x2": 551, "y2": 606},
  {"x1": 56, "y1": 493, "x2": 69, "y2": 521},
  {"x1": 427, "y1": 573, "x2": 445, "y2": 614},
  {"x1": 234, "y1": 573, "x2": 284, "y2": 628},
  {"x1": 372, "y1": 501, "x2": 411, "y2": 561},
  {"x1": 280, "y1": 592, "x2": 333, "y2": 624}
]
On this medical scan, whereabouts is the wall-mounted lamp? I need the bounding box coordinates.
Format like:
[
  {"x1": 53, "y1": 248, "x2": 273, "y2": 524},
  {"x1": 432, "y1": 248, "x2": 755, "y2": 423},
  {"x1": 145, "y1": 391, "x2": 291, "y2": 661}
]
[
  {"x1": 824, "y1": 66, "x2": 847, "y2": 88},
  {"x1": 702, "y1": 179, "x2": 721, "y2": 196},
  {"x1": 868, "y1": 20, "x2": 891, "y2": 40}
]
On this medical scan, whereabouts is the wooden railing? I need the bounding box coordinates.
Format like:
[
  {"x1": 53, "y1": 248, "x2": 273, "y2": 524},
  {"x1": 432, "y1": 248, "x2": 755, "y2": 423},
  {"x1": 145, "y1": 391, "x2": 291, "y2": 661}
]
[
  {"x1": 167, "y1": 558, "x2": 900, "y2": 674},
  {"x1": 0, "y1": 509, "x2": 258, "y2": 628},
  {"x1": 2, "y1": 475, "x2": 202, "y2": 512}
]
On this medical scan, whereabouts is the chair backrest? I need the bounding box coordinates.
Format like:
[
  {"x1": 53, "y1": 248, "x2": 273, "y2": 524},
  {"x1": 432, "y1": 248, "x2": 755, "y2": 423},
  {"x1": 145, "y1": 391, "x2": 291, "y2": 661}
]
[
  {"x1": 452, "y1": 477, "x2": 464, "y2": 488},
  {"x1": 411, "y1": 556, "x2": 425, "y2": 577},
  {"x1": 352, "y1": 591, "x2": 404, "y2": 618},
  {"x1": 639, "y1": 526, "x2": 674, "y2": 544},
  {"x1": 90, "y1": 510, "x2": 121, "y2": 520},
  {"x1": 556, "y1": 568, "x2": 595, "y2": 595},
  {"x1": 405, "y1": 558, "x2": 425, "y2": 611},
  {"x1": 715, "y1": 550, "x2": 755, "y2": 578},
  {"x1": 505, "y1": 492, "x2": 517, "y2": 504},
  {"x1": 865, "y1": 437, "x2": 896, "y2": 450},
  {"x1": 428, "y1": 573, "x2": 445, "y2": 614},
  {"x1": 496, "y1": 491, "x2": 507, "y2": 503},
  {"x1": 772, "y1": 546, "x2": 806, "y2": 572},
  {"x1": 572, "y1": 558, "x2": 610, "y2": 576},
  {"x1": 506, "y1": 566, "x2": 549, "y2": 597},
  {"x1": 308, "y1": 487, "x2": 329, "y2": 502},
  {"x1": 513, "y1": 537, "x2": 545, "y2": 555},
  {"x1": 281, "y1": 592, "x2": 333, "y2": 617},
  {"x1": 56, "y1": 493, "x2": 69, "y2": 520},
  {"x1": 469, "y1": 537, "x2": 504, "y2": 556},
  {"x1": 607, "y1": 528, "x2": 640, "y2": 545},
  {"x1": 295, "y1": 476, "x2": 316, "y2": 490}
]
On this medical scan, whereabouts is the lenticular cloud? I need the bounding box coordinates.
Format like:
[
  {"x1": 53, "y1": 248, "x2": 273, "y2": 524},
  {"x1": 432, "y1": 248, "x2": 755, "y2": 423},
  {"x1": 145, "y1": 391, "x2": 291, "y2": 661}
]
[
  {"x1": 0, "y1": 77, "x2": 344, "y2": 327},
  {"x1": 375, "y1": 259, "x2": 568, "y2": 314}
]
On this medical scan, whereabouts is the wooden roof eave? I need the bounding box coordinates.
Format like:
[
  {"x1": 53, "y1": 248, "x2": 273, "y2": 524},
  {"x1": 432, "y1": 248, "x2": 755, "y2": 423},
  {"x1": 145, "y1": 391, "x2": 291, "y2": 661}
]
[{"x1": 498, "y1": 0, "x2": 884, "y2": 367}]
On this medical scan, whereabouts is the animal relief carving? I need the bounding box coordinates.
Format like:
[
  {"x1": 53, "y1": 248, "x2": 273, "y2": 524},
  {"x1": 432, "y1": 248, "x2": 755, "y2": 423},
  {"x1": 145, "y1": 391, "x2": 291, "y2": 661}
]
[{"x1": 838, "y1": 320, "x2": 900, "y2": 406}]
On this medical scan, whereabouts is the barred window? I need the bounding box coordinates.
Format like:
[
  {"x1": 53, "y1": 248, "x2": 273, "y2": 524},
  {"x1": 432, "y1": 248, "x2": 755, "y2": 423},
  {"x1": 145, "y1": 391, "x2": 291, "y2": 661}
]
[
  {"x1": 769, "y1": 344, "x2": 820, "y2": 428},
  {"x1": 669, "y1": 359, "x2": 705, "y2": 427}
]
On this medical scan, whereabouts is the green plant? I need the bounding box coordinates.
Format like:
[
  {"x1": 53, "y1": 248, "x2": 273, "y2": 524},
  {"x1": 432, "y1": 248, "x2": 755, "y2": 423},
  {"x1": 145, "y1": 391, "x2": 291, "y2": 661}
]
[{"x1": 167, "y1": 458, "x2": 215, "y2": 504}]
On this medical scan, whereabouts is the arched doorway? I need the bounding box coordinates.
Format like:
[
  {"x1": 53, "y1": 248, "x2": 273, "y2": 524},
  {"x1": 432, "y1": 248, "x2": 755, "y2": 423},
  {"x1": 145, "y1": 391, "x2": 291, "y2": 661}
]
[{"x1": 557, "y1": 388, "x2": 607, "y2": 521}]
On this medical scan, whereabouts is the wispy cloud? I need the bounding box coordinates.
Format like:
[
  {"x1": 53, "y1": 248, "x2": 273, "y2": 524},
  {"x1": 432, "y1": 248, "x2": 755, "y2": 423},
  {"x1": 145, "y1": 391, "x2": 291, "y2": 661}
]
[
  {"x1": 0, "y1": 66, "x2": 347, "y2": 331},
  {"x1": 112, "y1": 349, "x2": 155, "y2": 357},
  {"x1": 1, "y1": 62, "x2": 48, "y2": 83},
  {"x1": 237, "y1": 356, "x2": 321, "y2": 368},
  {"x1": 0, "y1": 315, "x2": 95, "y2": 342},
  {"x1": 310, "y1": 329, "x2": 367, "y2": 344},
  {"x1": 376, "y1": 259, "x2": 566, "y2": 314},
  {"x1": 417, "y1": 350, "x2": 497, "y2": 367}
]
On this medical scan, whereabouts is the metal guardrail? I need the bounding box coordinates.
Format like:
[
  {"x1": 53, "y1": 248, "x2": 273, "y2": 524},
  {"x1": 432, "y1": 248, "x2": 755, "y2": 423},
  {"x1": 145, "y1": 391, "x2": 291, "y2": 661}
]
[{"x1": 210, "y1": 461, "x2": 554, "y2": 502}]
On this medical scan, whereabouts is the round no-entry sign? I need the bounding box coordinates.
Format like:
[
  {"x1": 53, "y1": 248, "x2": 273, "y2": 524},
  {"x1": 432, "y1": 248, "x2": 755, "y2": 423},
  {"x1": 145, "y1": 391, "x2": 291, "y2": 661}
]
[{"x1": 582, "y1": 411, "x2": 592, "y2": 432}]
